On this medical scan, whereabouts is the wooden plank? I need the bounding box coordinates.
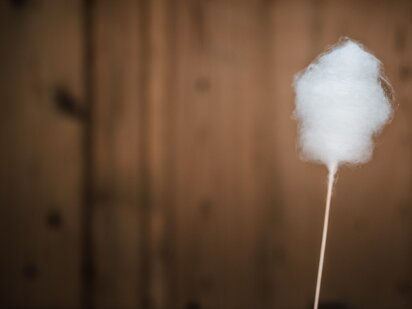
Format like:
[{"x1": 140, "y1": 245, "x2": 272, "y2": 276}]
[
  {"x1": 0, "y1": 1, "x2": 84, "y2": 308},
  {"x1": 174, "y1": 1, "x2": 282, "y2": 308},
  {"x1": 269, "y1": 1, "x2": 317, "y2": 308},
  {"x1": 91, "y1": 0, "x2": 149, "y2": 308},
  {"x1": 146, "y1": 0, "x2": 178, "y2": 308}
]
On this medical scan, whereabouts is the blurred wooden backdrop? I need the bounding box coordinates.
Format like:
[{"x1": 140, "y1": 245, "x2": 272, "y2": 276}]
[{"x1": 1, "y1": 0, "x2": 412, "y2": 308}]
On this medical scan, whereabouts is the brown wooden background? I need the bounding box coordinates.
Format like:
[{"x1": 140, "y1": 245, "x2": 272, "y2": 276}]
[{"x1": 1, "y1": 0, "x2": 412, "y2": 308}]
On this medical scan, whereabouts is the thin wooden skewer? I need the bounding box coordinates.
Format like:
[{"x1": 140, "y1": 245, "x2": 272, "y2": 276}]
[{"x1": 314, "y1": 163, "x2": 337, "y2": 309}]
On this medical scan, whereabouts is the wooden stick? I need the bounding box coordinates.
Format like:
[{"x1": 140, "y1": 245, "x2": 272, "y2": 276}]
[{"x1": 314, "y1": 163, "x2": 337, "y2": 309}]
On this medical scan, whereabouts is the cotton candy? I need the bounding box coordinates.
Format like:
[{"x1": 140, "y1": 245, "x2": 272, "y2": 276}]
[
  {"x1": 294, "y1": 39, "x2": 394, "y2": 309},
  {"x1": 294, "y1": 39, "x2": 393, "y2": 171}
]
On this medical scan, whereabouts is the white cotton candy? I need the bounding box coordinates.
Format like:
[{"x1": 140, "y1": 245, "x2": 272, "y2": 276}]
[{"x1": 294, "y1": 39, "x2": 393, "y2": 170}]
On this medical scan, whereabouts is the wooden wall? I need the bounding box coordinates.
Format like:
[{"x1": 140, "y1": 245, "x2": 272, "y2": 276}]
[{"x1": 1, "y1": 0, "x2": 412, "y2": 308}]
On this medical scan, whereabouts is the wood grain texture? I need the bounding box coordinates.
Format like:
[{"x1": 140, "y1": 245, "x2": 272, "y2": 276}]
[
  {"x1": 0, "y1": 1, "x2": 84, "y2": 308},
  {"x1": 173, "y1": 1, "x2": 281, "y2": 308},
  {"x1": 146, "y1": 0, "x2": 178, "y2": 307},
  {"x1": 91, "y1": 0, "x2": 148, "y2": 308},
  {"x1": 1, "y1": 0, "x2": 412, "y2": 308}
]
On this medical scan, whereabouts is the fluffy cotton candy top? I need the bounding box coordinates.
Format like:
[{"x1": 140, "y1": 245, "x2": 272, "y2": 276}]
[{"x1": 294, "y1": 39, "x2": 393, "y2": 169}]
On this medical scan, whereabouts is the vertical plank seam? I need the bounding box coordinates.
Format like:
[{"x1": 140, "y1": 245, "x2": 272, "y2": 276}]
[{"x1": 81, "y1": 0, "x2": 94, "y2": 308}]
